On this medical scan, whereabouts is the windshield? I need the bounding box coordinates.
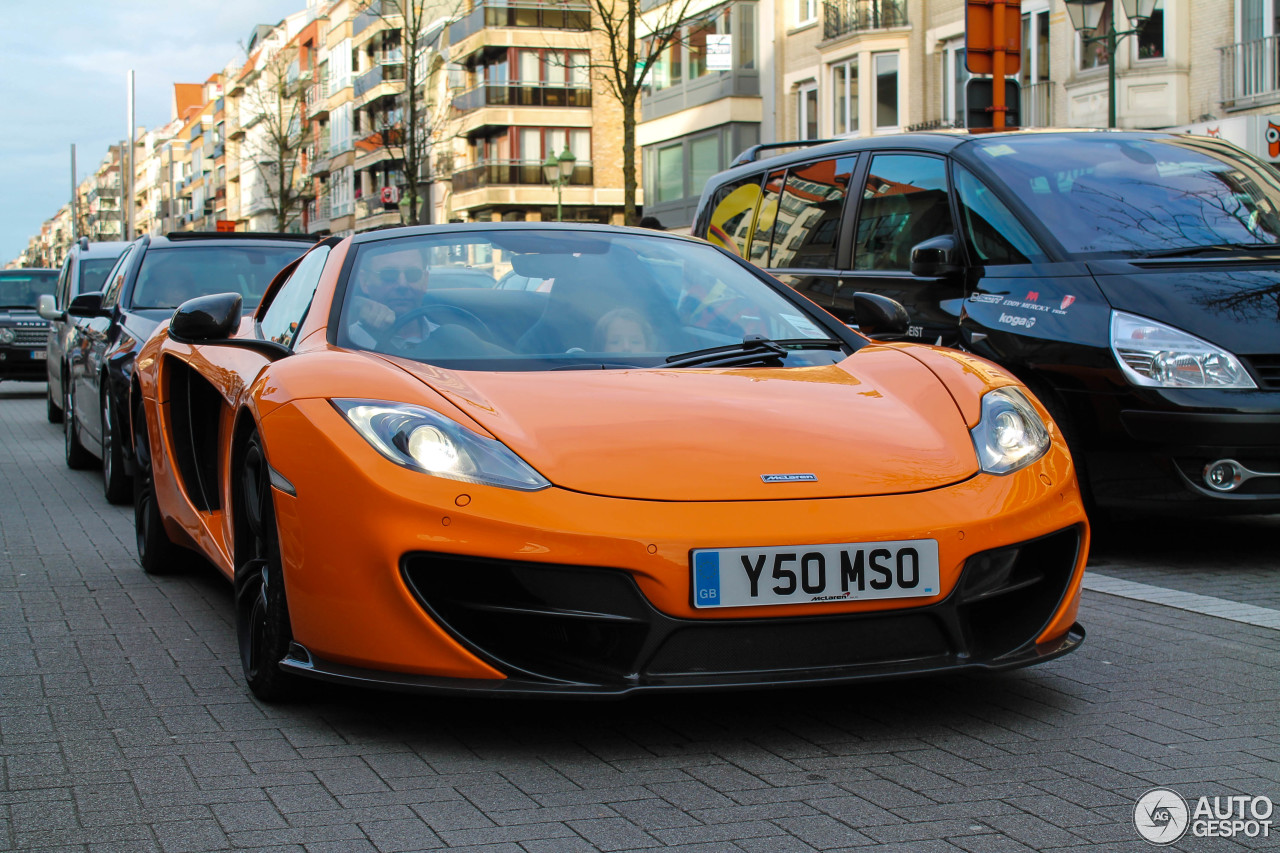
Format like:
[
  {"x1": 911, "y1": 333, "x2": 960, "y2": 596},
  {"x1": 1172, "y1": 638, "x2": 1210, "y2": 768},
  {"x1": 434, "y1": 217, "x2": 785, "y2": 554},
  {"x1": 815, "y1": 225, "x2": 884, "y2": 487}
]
[
  {"x1": 0, "y1": 271, "x2": 57, "y2": 308},
  {"x1": 336, "y1": 229, "x2": 848, "y2": 371},
  {"x1": 970, "y1": 135, "x2": 1280, "y2": 257},
  {"x1": 79, "y1": 257, "x2": 123, "y2": 294},
  {"x1": 131, "y1": 245, "x2": 307, "y2": 310}
]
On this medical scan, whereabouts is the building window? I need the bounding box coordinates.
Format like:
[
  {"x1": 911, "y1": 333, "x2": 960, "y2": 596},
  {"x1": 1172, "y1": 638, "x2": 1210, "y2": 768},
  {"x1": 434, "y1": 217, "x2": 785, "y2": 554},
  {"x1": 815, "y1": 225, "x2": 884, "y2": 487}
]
[
  {"x1": 1077, "y1": 0, "x2": 1112, "y2": 70},
  {"x1": 690, "y1": 135, "x2": 721, "y2": 196},
  {"x1": 1021, "y1": 5, "x2": 1051, "y2": 127},
  {"x1": 943, "y1": 40, "x2": 970, "y2": 127},
  {"x1": 646, "y1": 2, "x2": 754, "y2": 91},
  {"x1": 796, "y1": 0, "x2": 817, "y2": 26},
  {"x1": 1136, "y1": 1, "x2": 1164, "y2": 60},
  {"x1": 656, "y1": 143, "x2": 684, "y2": 203},
  {"x1": 832, "y1": 58, "x2": 858, "y2": 135},
  {"x1": 874, "y1": 53, "x2": 899, "y2": 131},
  {"x1": 797, "y1": 82, "x2": 819, "y2": 139}
]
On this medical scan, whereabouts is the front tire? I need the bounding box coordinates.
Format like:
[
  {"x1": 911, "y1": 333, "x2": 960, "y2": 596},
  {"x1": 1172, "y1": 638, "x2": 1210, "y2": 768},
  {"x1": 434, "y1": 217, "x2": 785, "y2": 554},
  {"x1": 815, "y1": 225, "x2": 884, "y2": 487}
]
[
  {"x1": 102, "y1": 389, "x2": 131, "y2": 504},
  {"x1": 64, "y1": 382, "x2": 94, "y2": 470},
  {"x1": 235, "y1": 431, "x2": 300, "y2": 702},
  {"x1": 133, "y1": 401, "x2": 185, "y2": 574}
]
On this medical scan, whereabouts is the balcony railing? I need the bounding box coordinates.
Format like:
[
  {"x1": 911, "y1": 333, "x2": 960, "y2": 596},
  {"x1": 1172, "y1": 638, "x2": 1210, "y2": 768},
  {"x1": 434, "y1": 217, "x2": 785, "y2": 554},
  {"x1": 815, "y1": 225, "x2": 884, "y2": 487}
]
[
  {"x1": 1019, "y1": 80, "x2": 1052, "y2": 128},
  {"x1": 451, "y1": 159, "x2": 593, "y2": 192},
  {"x1": 453, "y1": 82, "x2": 591, "y2": 113},
  {"x1": 1221, "y1": 35, "x2": 1280, "y2": 107},
  {"x1": 354, "y1": 0, "x2": 400, "y2": 38},
  {"x1": 450, "y1": 0, "x2": 592, "y2": 45},
  {"x1": 354, "y1": 63, "x2": 407, "y2": 99},
  {"x1": 823, "y1": 0, "x2": 906, "y2": 40}
]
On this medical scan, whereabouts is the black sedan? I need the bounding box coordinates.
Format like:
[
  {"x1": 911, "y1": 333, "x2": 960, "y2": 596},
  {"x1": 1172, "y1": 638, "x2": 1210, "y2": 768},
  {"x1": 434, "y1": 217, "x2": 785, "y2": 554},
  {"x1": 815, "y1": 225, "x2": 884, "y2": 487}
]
[{"x1": 62, "y1": 231, "x2": 312, "y2": 502}]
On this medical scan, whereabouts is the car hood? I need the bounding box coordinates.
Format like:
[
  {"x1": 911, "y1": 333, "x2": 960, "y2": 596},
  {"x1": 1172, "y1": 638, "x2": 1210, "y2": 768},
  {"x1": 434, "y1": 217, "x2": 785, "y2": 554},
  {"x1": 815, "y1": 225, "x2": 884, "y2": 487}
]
[
  {"x1": 394, "y1": 346, "x2": 979, "y2": 501},
  {"x1": 1089, "y1": 261, "x2": 1280, "y2": 354}
]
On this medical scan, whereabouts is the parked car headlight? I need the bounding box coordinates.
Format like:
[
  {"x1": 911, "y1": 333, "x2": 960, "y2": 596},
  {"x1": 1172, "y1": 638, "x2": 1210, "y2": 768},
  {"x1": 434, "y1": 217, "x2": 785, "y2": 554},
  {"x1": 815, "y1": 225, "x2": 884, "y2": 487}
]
[
  {"x1": 1111, "y1": 311, "x2": 1256, "y2": 389},
  {"x1": 971, "y1": 388, "x2": 1050, "y2": 475},
  {"x1": 0, "y1": 328, "x2": 15, "y2": 344},
  {"x1": 334, "y1": 399, "x2": 551, "y2": 491}
]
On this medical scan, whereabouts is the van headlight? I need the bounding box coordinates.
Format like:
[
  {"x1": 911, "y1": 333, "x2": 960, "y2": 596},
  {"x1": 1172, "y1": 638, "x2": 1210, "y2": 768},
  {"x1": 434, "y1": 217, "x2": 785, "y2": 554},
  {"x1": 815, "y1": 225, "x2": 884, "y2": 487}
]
[
  {"x1": 334, "y1": 399, "x2": 551, "y2": 491},
  {"x1": 1111, "y1": 311, "x2": 1256, "y2": 389},
  {"x1": 971, "y1": 388, "x2": 1050, "y2": 475}
]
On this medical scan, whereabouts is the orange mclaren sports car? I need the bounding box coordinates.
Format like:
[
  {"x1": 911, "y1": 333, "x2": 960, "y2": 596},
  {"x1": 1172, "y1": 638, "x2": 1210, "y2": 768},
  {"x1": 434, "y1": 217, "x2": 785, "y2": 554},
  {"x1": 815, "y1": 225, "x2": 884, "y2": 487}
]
[{"x1": 130, "y1": 224, "x2": 1088, "y2": 701}]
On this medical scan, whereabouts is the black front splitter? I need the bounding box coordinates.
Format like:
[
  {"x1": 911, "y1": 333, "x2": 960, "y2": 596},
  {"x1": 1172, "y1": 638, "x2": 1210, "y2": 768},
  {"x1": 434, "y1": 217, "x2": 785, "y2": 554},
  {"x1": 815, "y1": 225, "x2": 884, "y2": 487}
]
[{"x1": 276, "y1": 624, "x2": 1085, "y2": 700}]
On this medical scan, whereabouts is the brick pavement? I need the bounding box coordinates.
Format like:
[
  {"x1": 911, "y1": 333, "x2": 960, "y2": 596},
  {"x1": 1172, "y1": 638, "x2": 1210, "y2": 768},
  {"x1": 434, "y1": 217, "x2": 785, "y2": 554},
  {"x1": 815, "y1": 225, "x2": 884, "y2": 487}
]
[{"x1": 2, "y1": 383, "x2": 1278, "y2": 852}]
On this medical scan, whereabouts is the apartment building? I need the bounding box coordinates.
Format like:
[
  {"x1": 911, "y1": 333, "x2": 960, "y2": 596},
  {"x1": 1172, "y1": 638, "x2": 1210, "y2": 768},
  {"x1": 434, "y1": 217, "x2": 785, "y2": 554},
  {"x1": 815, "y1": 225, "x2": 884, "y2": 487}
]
[{"x1": 439, "y1": 0, "x2": 630, "y2": 224}]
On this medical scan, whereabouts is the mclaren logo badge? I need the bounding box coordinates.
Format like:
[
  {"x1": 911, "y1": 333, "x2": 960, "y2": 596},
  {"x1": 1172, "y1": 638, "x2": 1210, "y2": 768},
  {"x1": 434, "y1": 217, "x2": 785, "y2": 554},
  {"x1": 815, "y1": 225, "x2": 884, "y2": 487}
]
[{"x1": 761, "y1": 473, "x2": 817, "y2": 483}]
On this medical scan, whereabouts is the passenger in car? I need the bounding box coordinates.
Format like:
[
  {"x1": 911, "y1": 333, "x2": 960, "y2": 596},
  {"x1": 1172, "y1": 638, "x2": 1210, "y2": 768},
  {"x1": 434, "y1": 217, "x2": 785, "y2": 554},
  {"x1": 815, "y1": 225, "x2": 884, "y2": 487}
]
[{"x1": 594, "y1": 308, "x2": 654, "y2": 353}]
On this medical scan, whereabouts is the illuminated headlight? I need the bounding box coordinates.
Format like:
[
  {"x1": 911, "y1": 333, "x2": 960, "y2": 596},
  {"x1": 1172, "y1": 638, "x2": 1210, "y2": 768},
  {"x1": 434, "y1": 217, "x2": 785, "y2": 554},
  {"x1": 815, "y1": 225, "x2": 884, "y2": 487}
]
[
  {"x1": 0, "y1": 328, "x2": 15, "y2": 344},
  {"x1": 1111, "y1": 311, "x2": 1256, "y2": 389},
  {"x1": 970, "y1": 388, "x2": 1050, "y2": 475},
  {"x1": 333, "y1": 399, "x2": 550, "y2": 491}
]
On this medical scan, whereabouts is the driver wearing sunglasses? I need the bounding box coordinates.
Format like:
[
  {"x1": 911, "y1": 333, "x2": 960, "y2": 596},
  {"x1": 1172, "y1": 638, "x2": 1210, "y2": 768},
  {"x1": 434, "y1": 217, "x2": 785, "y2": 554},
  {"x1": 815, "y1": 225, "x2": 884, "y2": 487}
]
[{"x1": 350, "y1": 246, "x2": 434, "y2": 347}]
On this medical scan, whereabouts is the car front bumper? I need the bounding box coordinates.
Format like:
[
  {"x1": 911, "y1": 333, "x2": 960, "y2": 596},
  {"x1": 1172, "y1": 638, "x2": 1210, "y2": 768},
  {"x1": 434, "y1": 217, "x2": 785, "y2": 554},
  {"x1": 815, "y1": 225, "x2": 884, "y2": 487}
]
[{"x1": 260, "y1": 398, "x2": 1090, "y2": 694}]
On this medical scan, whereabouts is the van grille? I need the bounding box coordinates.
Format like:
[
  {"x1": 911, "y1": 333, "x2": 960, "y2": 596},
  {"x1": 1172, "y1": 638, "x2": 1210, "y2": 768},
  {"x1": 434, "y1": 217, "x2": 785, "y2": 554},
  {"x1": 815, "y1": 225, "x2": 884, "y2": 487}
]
[{"x1": 1245, "y1": 355, "x2": 1280, "y2": 390}]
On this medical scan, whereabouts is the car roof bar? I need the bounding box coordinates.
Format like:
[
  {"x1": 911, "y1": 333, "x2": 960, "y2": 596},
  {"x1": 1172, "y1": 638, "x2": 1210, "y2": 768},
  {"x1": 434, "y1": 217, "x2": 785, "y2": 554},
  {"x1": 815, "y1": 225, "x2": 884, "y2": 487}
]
[
  {"x1": 729, "y1": 139, "x2": 838, "y2": 168},
  {"x1": 164, "y1": 231, "x2": 317, "y2": 242}
]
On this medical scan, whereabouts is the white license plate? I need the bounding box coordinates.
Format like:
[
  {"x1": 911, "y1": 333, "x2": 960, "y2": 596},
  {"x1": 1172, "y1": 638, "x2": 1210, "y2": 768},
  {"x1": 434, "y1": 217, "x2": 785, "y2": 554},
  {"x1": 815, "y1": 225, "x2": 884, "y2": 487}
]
[
  {"x1": 692, "y1": 539, "x2": 940, "y2": 608},
  {"x1": 31, "y1": 350, "x2": 46, "y2": 360}
]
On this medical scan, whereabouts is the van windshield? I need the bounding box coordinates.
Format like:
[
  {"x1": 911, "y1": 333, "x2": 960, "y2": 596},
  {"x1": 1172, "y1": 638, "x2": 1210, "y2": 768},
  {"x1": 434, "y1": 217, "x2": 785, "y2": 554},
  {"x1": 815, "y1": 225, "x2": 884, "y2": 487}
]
[{"x1": 969, "y1": 135, "x2": 1280, "y2": 257}]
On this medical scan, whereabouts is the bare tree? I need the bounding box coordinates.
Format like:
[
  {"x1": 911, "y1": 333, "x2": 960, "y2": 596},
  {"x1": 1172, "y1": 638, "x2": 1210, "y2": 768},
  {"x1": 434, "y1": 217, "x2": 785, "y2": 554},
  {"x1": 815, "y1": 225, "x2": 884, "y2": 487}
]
[
  {"x1": 240, "y1": 40, "x2": 313, "y2": 231},
  {"x1": 353, "y1": 0, "x2": 462, "y2": 225},
  {"x1": 587, "y1": 0, "x2": 701, "y2": 225}
]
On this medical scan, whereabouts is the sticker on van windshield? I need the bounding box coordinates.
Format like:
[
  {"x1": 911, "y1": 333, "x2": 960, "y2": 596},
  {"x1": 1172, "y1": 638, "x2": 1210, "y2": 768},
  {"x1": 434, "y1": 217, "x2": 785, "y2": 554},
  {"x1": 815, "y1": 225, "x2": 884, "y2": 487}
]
[
  {"x1": 981, "y1": 144, "x2": 1017, "y2": 158},
  {"x1": 782, "y1": 313, "x2": 829, "y2": 338}
]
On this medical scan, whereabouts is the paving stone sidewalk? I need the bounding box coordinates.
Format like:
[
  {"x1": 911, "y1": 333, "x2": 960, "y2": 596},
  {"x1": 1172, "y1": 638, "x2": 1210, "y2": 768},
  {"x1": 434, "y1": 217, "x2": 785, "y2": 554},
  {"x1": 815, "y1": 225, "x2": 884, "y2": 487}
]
[{"x1": 2, "y1": 385, "x2": 1278, "y2": 853}]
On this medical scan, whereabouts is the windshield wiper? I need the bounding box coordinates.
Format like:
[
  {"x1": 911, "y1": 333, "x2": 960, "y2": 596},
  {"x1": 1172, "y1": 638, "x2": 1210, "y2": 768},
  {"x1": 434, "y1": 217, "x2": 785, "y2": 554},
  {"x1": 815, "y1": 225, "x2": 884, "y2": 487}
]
[
  {"x1": 662, "y1": 335, "x2": 844, "y2": 369},
  {"x1": 1139, "y1": 242, "x2": 1280, "y2": 259}
]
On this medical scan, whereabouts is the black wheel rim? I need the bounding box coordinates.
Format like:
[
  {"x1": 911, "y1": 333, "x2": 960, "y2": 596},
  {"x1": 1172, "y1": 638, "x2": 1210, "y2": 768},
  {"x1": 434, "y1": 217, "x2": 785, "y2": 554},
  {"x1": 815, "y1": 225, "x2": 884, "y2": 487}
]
[
  {"x1": 133, "y1": 413, "x2": 153, "y2": 557},
  {"x1": 64, "y1": 386, "x2": 74, "y2": 455},
  {"x1": 236, "y1": 438, "x2": 278, "y2": 685},
  {"x1": 236, "y1": 560, "x2": 270, "y2": 683},
  {"x1": 102, "y1": 395, "x2": 113, "y2": 486}
]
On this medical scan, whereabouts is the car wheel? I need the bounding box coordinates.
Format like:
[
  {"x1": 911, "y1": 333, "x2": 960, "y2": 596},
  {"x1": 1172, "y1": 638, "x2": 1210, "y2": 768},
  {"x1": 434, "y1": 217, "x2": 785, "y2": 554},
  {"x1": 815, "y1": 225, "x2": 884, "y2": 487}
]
[
  {"x1": 102, "y1": 389, "x2": 131, "y2": 504},
  {"x1": 235, "y1": 430, "x2": 300, "y2": 702},
  {"x1": 133, "y1": 401, "x2": 185, "y2": 574},
  {"x1": 64, "y1": 383, "x2": 94, "y2": 470}
]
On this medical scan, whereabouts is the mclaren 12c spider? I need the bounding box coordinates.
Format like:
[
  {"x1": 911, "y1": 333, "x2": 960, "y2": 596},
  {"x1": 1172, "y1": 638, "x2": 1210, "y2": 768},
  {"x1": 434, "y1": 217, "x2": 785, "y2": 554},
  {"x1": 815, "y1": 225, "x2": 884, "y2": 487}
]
[{"x1": 130, "y1": 224, "x2": 1089, "y2": 701}]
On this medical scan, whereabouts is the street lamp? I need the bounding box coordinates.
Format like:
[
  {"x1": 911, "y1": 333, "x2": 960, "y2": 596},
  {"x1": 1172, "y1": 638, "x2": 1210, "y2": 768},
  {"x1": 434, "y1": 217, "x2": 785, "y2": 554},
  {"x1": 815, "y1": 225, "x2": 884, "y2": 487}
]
[
  {"x1": 1064, "y1": 0, "x2": 1156, "y2": 129},
  {"x1": 541, "y1": 146, "x2": 577, "y2": 222}
]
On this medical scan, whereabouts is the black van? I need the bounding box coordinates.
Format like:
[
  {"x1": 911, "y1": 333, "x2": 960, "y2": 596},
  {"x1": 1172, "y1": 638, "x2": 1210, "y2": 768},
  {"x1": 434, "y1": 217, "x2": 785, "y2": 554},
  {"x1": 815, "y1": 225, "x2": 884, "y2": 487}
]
[{"x1": 692, "y1": 130, "x2": 1280, "y2": 515}]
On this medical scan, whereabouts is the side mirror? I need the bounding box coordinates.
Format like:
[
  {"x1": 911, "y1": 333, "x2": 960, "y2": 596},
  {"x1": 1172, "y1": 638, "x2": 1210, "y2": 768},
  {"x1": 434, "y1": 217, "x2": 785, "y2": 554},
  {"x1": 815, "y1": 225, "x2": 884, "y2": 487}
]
[
  {"x1": 852, "y1": 292, "x2": 910, "y2": 337},
  {"x1": 910, "y1": 235, "x2": 963, "y2": 278},
  {"x1": 168, "y1": 293, "x2": 243, "y2": 343},
  {"x1": 67, "y1": 291, "x2": 107, "y2": 318},
  {"x1": 36, "y1": 294, "x2": 62, "y2": 321}
]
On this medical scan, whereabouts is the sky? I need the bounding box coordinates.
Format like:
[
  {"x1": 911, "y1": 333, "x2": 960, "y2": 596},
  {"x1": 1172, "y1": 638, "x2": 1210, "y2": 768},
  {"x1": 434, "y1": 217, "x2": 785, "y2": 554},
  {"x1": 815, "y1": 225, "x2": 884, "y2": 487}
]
[{"x1": 0, "y1": 0, "x2": 309, "y2": 265}]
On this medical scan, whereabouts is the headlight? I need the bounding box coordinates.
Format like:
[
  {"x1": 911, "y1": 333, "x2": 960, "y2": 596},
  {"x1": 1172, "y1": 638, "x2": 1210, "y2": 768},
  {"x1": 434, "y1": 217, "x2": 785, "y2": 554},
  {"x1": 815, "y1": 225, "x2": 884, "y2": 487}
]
[
  {"x1": 1111, "y1": 311, "x2": 1256, "y2": 389},
  {"x1": 970, "y1": 388, "x2": 1050, "y2": 475},
  {"x1": 333, "y1": 399, "x2": 551, "y2": 491},
  {"x1": 0, "y1": 328, "x2": 15, "y2": 344}
]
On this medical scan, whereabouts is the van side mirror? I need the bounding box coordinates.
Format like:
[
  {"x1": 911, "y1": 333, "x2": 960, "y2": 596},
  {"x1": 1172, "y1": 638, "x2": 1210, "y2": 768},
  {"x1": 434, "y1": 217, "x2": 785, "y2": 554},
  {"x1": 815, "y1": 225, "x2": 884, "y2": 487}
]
[
  {"x1": 852, "y1": 292, "x2": 910, "y2": 337},
  {"x1": 36, "y1": 294, "x2": 62, "y2": 321},
  {"x1": 168, "y1": 293, "x2": 243, "y2": 343},
  {"x1": 910, "y1": 235, "x2": 962, "y2": 278},
  {"x1": 67, "y1": 292, "x2": 108, "y2": 318}
]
